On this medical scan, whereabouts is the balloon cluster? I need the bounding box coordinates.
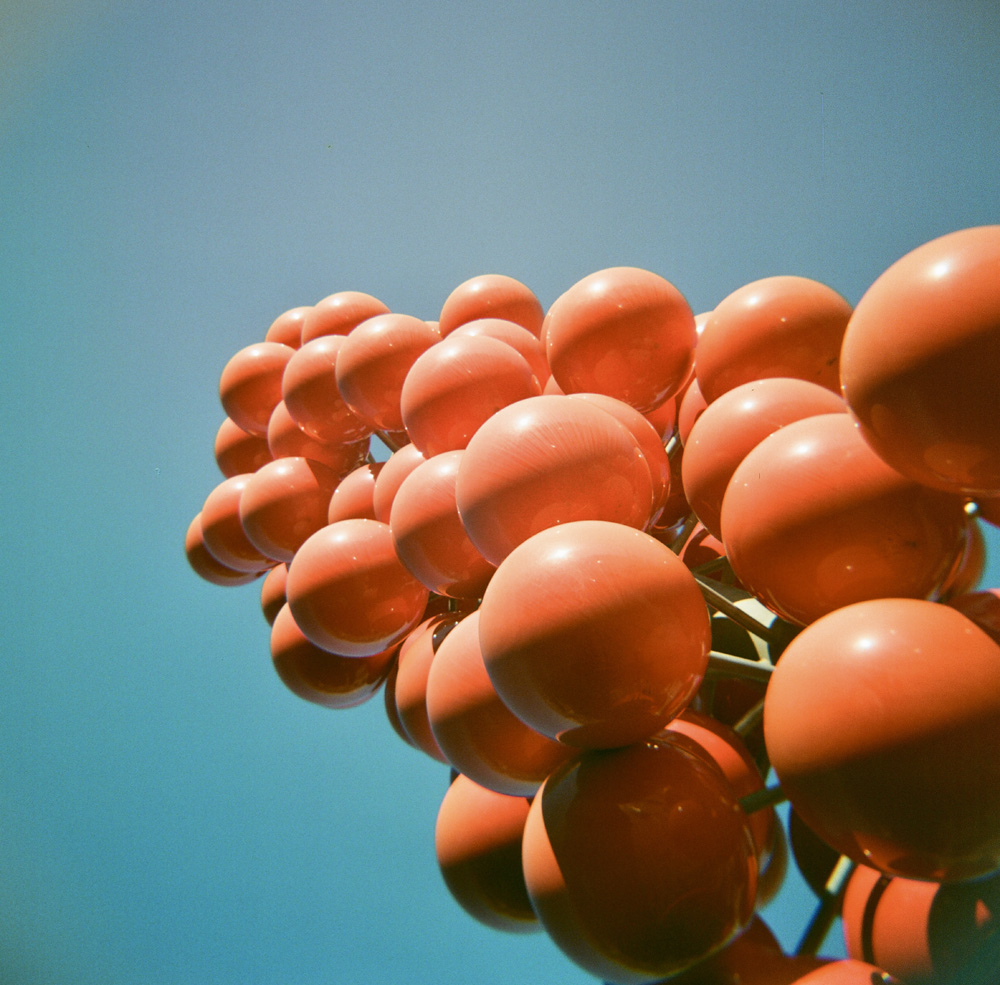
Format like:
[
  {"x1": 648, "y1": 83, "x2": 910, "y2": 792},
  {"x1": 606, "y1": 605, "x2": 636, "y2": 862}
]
[{"x1": 185, "y1": 227, "x2": 1000, "y2": 984}]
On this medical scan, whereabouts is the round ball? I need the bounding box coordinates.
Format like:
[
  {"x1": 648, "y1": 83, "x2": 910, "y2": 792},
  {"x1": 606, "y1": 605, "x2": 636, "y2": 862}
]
[
  {"x1": 438, "y1": 274, "x2": 544, "y2": 338},
  {"x1": 219, "y1": 341, "x2": 295, "y2": 435}
]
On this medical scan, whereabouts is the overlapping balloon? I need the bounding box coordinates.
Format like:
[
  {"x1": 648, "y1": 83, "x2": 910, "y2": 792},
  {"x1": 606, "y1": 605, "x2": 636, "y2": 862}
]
[{"x1": 185, "y1": 229, "x2": 1000, "y2": 984}]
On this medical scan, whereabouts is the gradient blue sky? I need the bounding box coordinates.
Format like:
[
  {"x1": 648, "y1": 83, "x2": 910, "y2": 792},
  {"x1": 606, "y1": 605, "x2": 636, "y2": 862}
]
[{"x1": 2, "y1": 2, "x2": 998, "y2": 983}]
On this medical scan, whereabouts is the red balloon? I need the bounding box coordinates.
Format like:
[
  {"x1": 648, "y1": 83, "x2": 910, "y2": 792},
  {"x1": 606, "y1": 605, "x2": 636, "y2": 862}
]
[
  {"x1": 372, "y1": 443, "x2": 427, "y2": 522},
  {"x1": 259, "y1": 563, "x2": 287, "y2": 625},
  {"x1": 266, "y1": 399, "x2": 370, "y2": 475},
  {"x1": 270, "y1": 603, "x2": 395, "y2": 709},
  {"x1": 455, "y1": 395, "x2": 654, "y2": 566},
  {"x1": 184, "y1": 512, "x2": 264, "y2": 586},
  {"x1": 327, "y1": 461, "x2": 383, "y2": 523},
  {"x1": 400, "y1": 335, "x2": 542, "y2": 457},
  {"x1": 521, "y1": 734, "x2": 757, "y2": 983},
  {"x1": 643, "y1": 393, "x2": 677, "y2": 442},
  {"x1": 438, "y1": 274, "x2": 544, "y2": 338},
  {"x1": 214, "y1": 417, "x2": 272, "y2": 478},
  {"x1": 425, "y1": 611, "x2": 572, "y2": 796},
  {"x1": 301, "y1": 290, "x2": 390, "y2": 344},
  {"x1": 695, "y1": 276, "x2": 852, "y2": 403},
  {"x1": 678, "y1": 376, "x2": 708, "y2": 445},
  {"x1": 764, "y1": 597, "x2": 1000, "y2": 880},
  {"x1": 435, "y1": 773, "x2": 538, "y2": 933},
  {"x1": 265, "y1": 306, "x2": 309, "y2": 348},
  {"x1": 790, "y1": 961, "x2": 899, "y2": 985},
  {"x1": 219, "y1": 341, "x2": 295, "y2": 435},
  {"x1": 239, "y1": 457, "x2": 340, "y2": 563},
  {"x1": 840, "y1": 225, "x2": 1000, "y2": 496},
  {"x1": 478, "y1": 520, "x2": 710, "y2": 749},
  {"x1": 389, "y1": 451, "x2": 496, "y2": 599},
  {"x1": 450, "y1": 317, "x2": 550, "y2": 383},
  {"x1": 722, "y1": 413, "x2": 967, "y2": 625},
  {"x1": 683, "y1": 378, "x2": 847, "y2": 539},
  {"x1": 285, "y1": 519, "x2": 429, "y2": 657},
  {"x1": 649, "y1": 441, "x2": 692, "y2": 534},
  {"x1": 335, "y1": 313, "x2": 441, "y2": 431},
  {"x1": 200, "y1": 474, "x2": 274, "y2": 573},
  {"x1": 545, "y1": 266, "x2": 696, "y2": 412},
  {"x1": 382, "y1": 658, "x2": 414, "y2": 748}
]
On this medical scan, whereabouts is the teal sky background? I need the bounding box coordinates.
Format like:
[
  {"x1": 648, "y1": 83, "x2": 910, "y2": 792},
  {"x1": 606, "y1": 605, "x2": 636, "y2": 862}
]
[{"x1": 2, "y1": 2, "x2": 998, "y2": 983}]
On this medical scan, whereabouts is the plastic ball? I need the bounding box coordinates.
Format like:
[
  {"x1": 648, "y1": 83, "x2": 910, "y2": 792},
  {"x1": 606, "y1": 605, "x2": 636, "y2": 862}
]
[
  {"x1": 214, "y1": 417, "x2": 271, "y2": 478},
  {"x1": 265, "y1": 306, "x2": 310, "y2": 348},
  {"x1": 940, "y1": 517, "x2": 986, "y2": 599},
  {"x1": 285, "y1": 519, "x2": 429, "y2": 657},
  {"x1": 259, "y1": 563, "x2": 288, "y2": 625},
  {"x1": 545, "y1": 266, "x2": 696, "y2": 412},
  {"x1": 327, "y1": 461, "x2": 383, "y2": 523},
  {"x1": 184, "y1": 512, "x2": 264, "y2": 586},
  {"x1": 438, "y1": 274, "x2": 544, "y2": 338},
  {"x1": 266, "y1": 400, "x2": 370, "y2": 475},
  {"x1": 478, "y1": 520, "x2": 710, "y2": 749},
  {"x1": 790, "y1": 961, "x2": 899, "y2": 985},
  {"x1": 840, "y1": 225, "x2": 1000, "y2": 496},
  {"x1": 947, "y1": 588, "x2": 1000, "y2": 645},
  {"x1": 764, "y1": 597, "x2": 1000, "y2": 880},
  {"x1": 219, "y1": 341, "x2": 295, "y2": 435},
  {"x1": 199, "y1": 474, "x2": 274, "y2": 573},
  {"x1": 455, "y1": 395, "x2": 654, "y2": 567},
  {"x1": 643, "y1": 393, "x2": 677, "y2": 442},
  {"x1": 695, "y1": 276, "x2": 852, "y2": 403},
  {"x1": 300, "y1": 290, "x2": 390, "y2": 344},
  {"x1": 451, "y1": 317, "x2": 550, "y2": 383},
  {"x1": 372, "y1": 443, "x2": 427, "y2": 522},
  {"x1": 678, "y1": 376, "x2": 708, "y2": 445}
]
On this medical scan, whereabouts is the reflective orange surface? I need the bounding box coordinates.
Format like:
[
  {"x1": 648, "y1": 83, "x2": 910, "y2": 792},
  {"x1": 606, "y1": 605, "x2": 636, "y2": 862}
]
[
  {"x1": 266, "y1": 399, "x2": 370, "y2": 475},
  {"x1": 259, "y1": 562, "x2": 287, "y2": 626},
  {"x1": 184, "y1": 512, "x2": 265, "y2": 587},
  {"x1": 264, "y1": 305, "x2": 309, "y2": 348},
  {"x1": 199, "y1": 474, "x2": 274, "y2": 573},
  {"x1": 218, "y1": 341, "x2": 295, "y2": 435},
  {"x1": 300, "y1": 290, "x2": 390, "y2": 344},
  {"x1": 327, "y1": 461, "x2": 383, "y2": 524},
  {"x1": 372, "y1": 443, "x2": 427, "y2": 522},
  {"x1": 437, "y1": 273, "x2": 544, "y2": 339},
  {"x1": 451, "y1": 317, "x2": 551, "y2": 383},
  {"x1": 214, "y1": 416, "x2": 272, "y2": 478}
]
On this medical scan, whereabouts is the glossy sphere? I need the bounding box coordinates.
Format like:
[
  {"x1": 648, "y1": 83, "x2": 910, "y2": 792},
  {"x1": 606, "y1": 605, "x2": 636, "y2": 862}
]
[
  {"x1": 451, "y1": 317, "x2": 550, "y2": 383},
  {"x1": 214, "y1": 417, "x2": 271, "y2": 478},
  {"x1": 219, "y1": 341, "x2": 295, "y2": 435},
  {"x1": 300, "y1": 290, "x2": 390, "y2": 344},
  {"x1": 649, "y1": 442, "x2": 692, "y2": 533},
  {"x1": 644, "y1": 393, "x2": 677, "y2": 442},
  {"x1": 327, "y1": 461, "x2": 383, "y2": 523},
  {"x1": 184, "y1": 512, "x2": 264, "y2": 586},
  {"x1": 722, "y1": 413, "x2": 967, "y2": 626},
  {"x1": 270, "y1": 603, "x2": 395, "y2": 709},
  {"x1": 265, "y1": 305, "x2": 309, "y2": 348},
  {"x1": 401, "y1": 335, "x2": 542, "y2": 457},
  {"x1": 425, "y1": 611, "x2": 573, "y2": 796},
  {"x1": 200, "y1": 474, "x2": 273, "y2": 573},
  {"x1": 259, "y1": 563, "x2": 288, "y2": 625},
  {"x1": 940, "y1": 518, "x2": 986, "y2": 599},
  {"x1": 438, "y1": 274, "x2": 544, "y2": 338},
  {"x1": 266, "y1": 399, "x2": 370, "y2": 475},
  {"x1": 478, "y1": 520, "x2": 711, "y2": 748},
  {"x1": 521, "y1": 734, "x2": 757, "y2": 983},
  {"x1": 335, "y1": 313, "x2": 441, "y2": 431},
  {"x1": 372, "y1": 443, "x2": 427, "y2": 522},
  {"x1": 545, "y1": 267, "x2": 696, "y2": 412},
  {"x1": 455, "y1": 395, "x2": 654, "y2": 566},
  {"x1": 683, "y1": 378, "x2": 847, "y2": 539},
  {"x1": 281, "y1": 335, "x2": 373, "y2": 445},
  {"x1": 947, "y1": 588, "x2": 1000, "y2": 645},
  {"x1": 435, "y1": 774, "x2": 538, "y2": 933},
  {"x1": 285, "y1": 519, "x2": 429, "y2": 657},
  {"x1": 791, "y1": 962, "x2": 899, "y2": 985},
  {"x1": 764, "y1": 597, "x2": 1000, "y2": 880},
  {"x1": 389, "y1": 452, "x2": 496, "y2": 599},
  {"x1": 239, "y1": 457, "x2": 340, "y2": 563},
  {"x1": 678, "y1": 377, "x2": 708, "y2": 445},
  {"x1": 841, "y1": 226, "x2": 1000, "y2": 496},
  {"x1": 695, "y1": 276, "x2": 852, "y2": 403}
]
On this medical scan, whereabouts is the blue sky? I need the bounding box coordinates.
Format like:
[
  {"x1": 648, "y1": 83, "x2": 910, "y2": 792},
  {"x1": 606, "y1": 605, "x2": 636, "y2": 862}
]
[{"x1": 2, "y1": 2, "x2": 998, "y2": 983}]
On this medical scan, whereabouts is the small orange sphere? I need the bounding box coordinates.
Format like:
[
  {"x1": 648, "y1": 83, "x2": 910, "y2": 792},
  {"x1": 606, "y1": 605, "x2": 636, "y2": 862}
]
[
  {"x1": 301, "y1": 290, "x2": 390, "y2": 344},
  {"x1": 214, "y1": 417, "x2": 272, "y2": 478},
  {"x1": 327, "y1": 461, "x2": 383, "y2": 523},
  {"x1": 199, "y1": 474, "x2": 274, "y2": 573},
  {"x1": 259, "y1": 563, "x2": 288, "y2": 625},
  {"x1": 451, "y1": 317, "x2": 550, "y2": 383},
  {"x1": 372, "y1": 443, "x2": 427, "y2": 522},
  {"x1": 185, "y1": 512, "x2": 264, "y2": 586},
  {"x1": 265, "y1": 306, "x2": 310, "y2": 348},
  {"x1": 438, "y1": 274, "x2": 544, "y2": 338},
  {"x1": 267, "y1": 400, "x2": 370, "y2": 476},
  {"x1": 219, "y1": 341, "x2": 295, "y2": 435}
]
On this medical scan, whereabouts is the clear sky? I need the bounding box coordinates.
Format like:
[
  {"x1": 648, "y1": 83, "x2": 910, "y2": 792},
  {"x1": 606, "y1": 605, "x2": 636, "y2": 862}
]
[{"x1": 2, "y1": 2, "x2": 998, "y2": 983}]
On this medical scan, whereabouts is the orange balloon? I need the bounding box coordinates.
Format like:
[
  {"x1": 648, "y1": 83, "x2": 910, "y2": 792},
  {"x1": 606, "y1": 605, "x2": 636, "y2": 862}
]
[
  {"x1": 267, "y1": 399, "x2": 370, "y2": 475},
  {"x1": 400, "y1": 335, "x2": 542, "y2": 457},
  {"x1": 438, "y1": 274, "x2": 544, "y2": 338},
  {"x1": 425, "y1": 611, "x2": 572, "y2": 796},
  {"x1": 682, "y1": 378, "x2": 847, "y2": 538},
  {"x1": 643, "y1": 393, "x2": 677, "y2": 442},
  {"x1": 219, "y1": 341, "x2": 295, "y2": 435},
  {"x1": 214, "y1": 417, "x2": 272, "y2": 478},
  {"x1": 285, "y1": 519, "x2": 429, "y2": 657},
  {"x1": 649, "y1": 441, "x2": 691, "y2": 534},
  {"x1": 372, "y1": 443, "x2": 426, "y2": 522},
  {"x1": 677, "y1": 522, "x2": 726, "y2": 570},
  {"x1": 239, "y1": 457, "x2": 340, "y2": 563},
  {"x1": 300, "y1": 290, "x2": 390, "y2": 344},
  {"x1": 521, "y1": 734, "x2": 757, "y2": 982},
  {"x1": 841, "y1": 226, "x2": 1000, "y2": 496},
  {"x1": 695, "y1": 276, "x2": 852, "y2": 403},
  {"x1": 265, "y1": 306, "x2": 310, "y2": 348},
  {"x1": 678, "y1": 376, "x2": 708, "y2": 445},
  {"x1": 764, "y1": 597, "x2": 1000, "y2": 881},
  {"x1": 545, "y1": 266, "x2": 696, "y2": 412},
  {"x1": 259, "y1": 563, "x2": 287, "y2": 625},
  {"x1": 270, "y1": 603, "x2": 395, "y2": 709},
  {"x1": 327, "y1": 461, "x2": 383, "y2": 523},
  {"x1": 434, "y1": 773, "x2": 538, "y2": 933},
  {"x1": 478, "y1": 520, "x2": 710, "y2": 748},
  {"x1": 335, "y1": 313, "x2": 440, "y2": 431},
  {"x1": 184, "y1": 512, "x2": 264, "y2": 586},
  {"x1": 281, "y1": 335, "x2": 373, "y2": 445},
  {"x1": 200, "y1": 474, "x2": 274, "y2": 573},
  {"x1": 791, "y1": 961, "x2": 899, "y2": 985},
  {"x1": 450, "y1": 317, "x2": 550, "y2": 383},
  {"x1": 389, "y1": 451, "x2": 496, "y2": 599},
  {"x1": 722, "y1": 413, "x2": 967, "y2": 625},
  {"x1": 947, "y1": 588, "x2": 1000, "y2": 645},
  {"x1": 455, "y1": 395, "x2": 654, "y2": 566}
]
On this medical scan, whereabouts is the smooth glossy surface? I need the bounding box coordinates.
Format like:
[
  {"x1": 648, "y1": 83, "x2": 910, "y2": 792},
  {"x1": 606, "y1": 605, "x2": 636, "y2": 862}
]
[
  {"x1": 199, "y1": 474, "x2": 274, "y2": 573},
  {"x1": 184, "y1": 512, "x2": 264, "y2": 586},
  {"x1": 438, "y1": 274, "x2": 544, "y2": 338},
  {"x1": 947, "y1": 587, "x2": 1000, "y2": 645},
  {"x1": 400, "y1": 334, "x2": 542, "y2": 457},
  {"x1": 300, "y1": 290, "x2": 390, "y2": 343},
  {"x1": 265, "y1": 305, "x2": 310, "y2": 348},
  {"x1": 218, "y1": 341, "x2": 295, "y2": 435},
  {"x1": 677, "y1": 376, "x2": 708, "y2": 445},
  {"x1": 677, "y1": 522, "x2": 726, "y2": 570},
  {"x1": 791, "y1": 961, "x2": 899, "y2": 985},
  {"x1": 214, "y1": 416, "x2": 272, "y2": 478},
  {"x1": 327, "y1": 461, "x2": 383, "y2": 523},
  {"x1": 695, "y1": 276, "x2": 852, "y2": 403},
  {"x1": 478, "y1": 520, "x2": 710, "y2": 748},
  {"x1": 521, "y1": 734, "x2": 757, "y2": 983},
  {"x1": 259, "y1": 563, "x2": 287, "y2": 625},
  {"x1": 451, "y1": 317, "x2": 550, "y2": 383},
  {"x1": 425, "y1": 611, "x2": 572, "y2": 796},
  {"x1": 285, "y1": 519, "x2": 429, "y2": 657},
  {"x1": 722, "y1": 413, "x2": 967, "y2": 625},
  {"x1": 841, "y1": 225, "x2": 1000, "y2": 496},
  {"x1": 266, "y1": 399, "x2": 370, "y2": 475},
  {"x1": 643, "y1": 393, "x2": 677, "y2": 441},
  {"x1": 455, "y1": 395, "x2": 654, "y2": 566},
  {"x1": 372, "y1": 443, "x2": 427, "y2": 522},
  {"x1": 940, "y1": 517, "x2": 986, "y2": 599},
  {"x1": 545, "y1": 266, "x2": 696, "y2": 412},
  {"x1": 434, "y1": 773, "x2": 538, "y2": 933},
  {"x1": 683, "y1": 378, "x2": 847, "y2": 539},
  {"x1": 764, "y1": 597, "x2": 1000, "y2": 880}
]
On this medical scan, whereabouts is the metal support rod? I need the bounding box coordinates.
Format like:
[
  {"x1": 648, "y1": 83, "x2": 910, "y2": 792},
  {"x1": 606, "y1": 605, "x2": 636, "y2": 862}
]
[
  {"x1": 695, "y1": 575, "x2": 780, "y2": 646},
  {"x1": 738, "y1": 784, "x2": 786, "y2": 815},
  {"x1": 733, "y1": 698, "x2": 766, "y2": 738},
  {"x1": 706, "y1": 651, "x2": 774, "y2": 684},
  {"x1": 795, "y1": 855, "x2": 856, "y2": 957}
]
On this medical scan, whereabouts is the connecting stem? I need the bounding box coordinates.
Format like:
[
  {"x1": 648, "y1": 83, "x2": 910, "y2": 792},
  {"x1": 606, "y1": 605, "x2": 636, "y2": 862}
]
[
  {"x1": 694, "y1": 575, "x2": 780, "y2": 646},
  {"x1": 738, "y1": 784, "x2": 786, "y2": 815},
  {"x1": 706, "y1": 651, "x2": 773, "y2": 684},
  {"x1": 795, "y1": 855, "x2": 856, "y2": 957}
]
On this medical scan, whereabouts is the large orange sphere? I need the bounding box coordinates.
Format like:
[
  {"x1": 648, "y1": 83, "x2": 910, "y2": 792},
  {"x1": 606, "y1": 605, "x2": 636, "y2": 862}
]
[
  {"x1": 438, "y1": 274, "x2": 544, "y2": 338},
  {"x1": 265, "y1": 306, "x2": 310, "y2": 348},
  {"x1": 478, "y1": 520, "x2": 710, "y2": 748},
  {"x1": 372, "y1": 443, "x2": 427, "y2": 522},
  {"x1": 285, "y1": 519, "x2": 429, "y2": 657},
  {"x1": 455, "y1": 395, "x2": 654, "y2": 566},
  {"x1": 722, "y1": 413, "x2": 967, "y2": 625},
  {"x1": 184, "y1": 512, "x2": 264, "y2": 586},
  {"x1": 214, "y1": 417, "x2": 271, "y2": 478},
  {"x1": 451, "y1": 317, "x2": 550, "y2": 383},
  {"x1": 764, "y1": 597, "x2": 1000, "y2": 881},
  {"x1": 199, "y1": 474, "x2": 274, "y2": 573},
  {"x1": 300, "y1": 290, "x2": 390, "y2": 344},
  {"x1": 219, "y1": 341, "x2": 296, "y2": 435},
  {"x1": 266, "y1": 399, "x2": 370, "y2": 476},
  {"x1": 545, "y1": 267, "x2": 696, "y2": 412},
  {"x1": 791, "y1": 962, "x2": 899, "y2": 985},
  {"x1": 327, "y1": 461, "x2": 383, "y2": 523},
  {"x1": 841, "y1": 226, "x2": 1000, "y2": 496},
  {"x1": 521, "y1": 734, "x2": 757, "y2": 983},
  {"x1": 259, "y1": 563, "x2": 288, "y2": 625}
]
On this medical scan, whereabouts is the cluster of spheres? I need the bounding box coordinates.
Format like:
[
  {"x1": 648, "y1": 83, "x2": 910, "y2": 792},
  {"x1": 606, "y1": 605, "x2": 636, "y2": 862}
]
[{"x1": 185, "y1": 226, "x2": 1000, "y2": 985}]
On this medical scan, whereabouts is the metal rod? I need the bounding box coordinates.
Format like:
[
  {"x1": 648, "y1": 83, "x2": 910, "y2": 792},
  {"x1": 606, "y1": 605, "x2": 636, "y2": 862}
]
[
  {"x1": 733, "y1": 698, "x2": 766, "y2": 738},
  {"x1": 706, "y1": 651, "x2": 774, "y2": 684},
  {"x1": 795, "y1": 855, "x2": 855, "y2": 957},
  {"x1": 695, "y1": 575, "x2": 780, "y2": 644},
  {"x1": 669, "y1": 513, "x2": 699, "y2": 553},
  {"x1": 738, "y1": 784, "x2": 786, "y2": 815}
]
